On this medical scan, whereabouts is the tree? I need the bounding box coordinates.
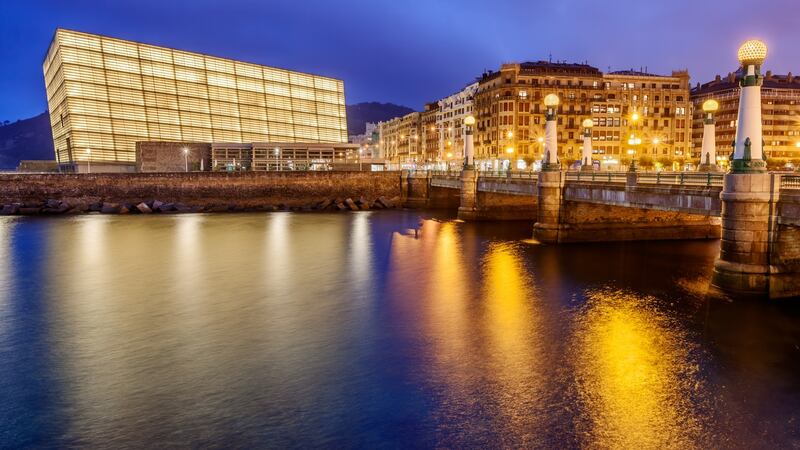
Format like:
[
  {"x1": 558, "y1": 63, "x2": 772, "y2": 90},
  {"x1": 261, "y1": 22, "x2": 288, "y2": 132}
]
[
  {"x1": 638, "y1": 155, "x2": 655, "y2": 170},
  {"x1": 656, "y1": 156, "x2": 674, "y2": 170}
]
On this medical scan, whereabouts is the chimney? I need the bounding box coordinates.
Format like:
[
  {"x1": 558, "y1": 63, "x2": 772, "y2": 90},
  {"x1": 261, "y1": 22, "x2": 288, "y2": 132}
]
[
  {"x1": 766, "y1": 70, "x2": 773, "y2": 79},
  {"x1": 715, "y1": 74, "x2": 721, "y2": 82},
  {"x1": 788, "y1": 72, "x2": 794, "y2": 83},
  {"x1": 727, "y1": 72, "x2": 736, "y2": 83}
]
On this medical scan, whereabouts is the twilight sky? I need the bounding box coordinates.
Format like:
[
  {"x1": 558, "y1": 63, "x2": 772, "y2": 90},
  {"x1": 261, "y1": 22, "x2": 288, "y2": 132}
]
[{"x1": 1, "y1": 0, "x2": 798, "y2": 122}]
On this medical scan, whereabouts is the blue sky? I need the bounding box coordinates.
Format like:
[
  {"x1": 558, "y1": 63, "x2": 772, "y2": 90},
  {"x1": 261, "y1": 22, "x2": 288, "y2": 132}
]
[{"x1": 1, "y1": 0, "x2": 798, "y2": 121}]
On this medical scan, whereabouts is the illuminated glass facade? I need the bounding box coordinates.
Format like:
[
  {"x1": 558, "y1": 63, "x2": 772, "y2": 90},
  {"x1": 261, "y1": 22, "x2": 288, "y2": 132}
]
[{"x1": 43, "y1": 29, "x2": 348, "y2": 171}]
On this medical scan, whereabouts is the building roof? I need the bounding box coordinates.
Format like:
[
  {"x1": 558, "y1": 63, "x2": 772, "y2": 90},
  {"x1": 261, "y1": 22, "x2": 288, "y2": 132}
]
[{"x1": 692, "y1": 68, "x2": 800, "y2": 95}]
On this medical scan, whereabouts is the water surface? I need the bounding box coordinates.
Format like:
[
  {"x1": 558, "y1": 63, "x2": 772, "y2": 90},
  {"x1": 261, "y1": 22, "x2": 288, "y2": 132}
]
[{"x1": 1, "y1": 212, "x2": 799, "y2": 448}]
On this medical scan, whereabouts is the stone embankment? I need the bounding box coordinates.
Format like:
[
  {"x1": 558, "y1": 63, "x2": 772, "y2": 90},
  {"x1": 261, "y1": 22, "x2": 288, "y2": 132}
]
[
  {"x1": 0, "y1": 171, "x2": 403, "y2": 215},
  {"x1": 0, "y1": 196, "x2": 400, "y2": 216}
]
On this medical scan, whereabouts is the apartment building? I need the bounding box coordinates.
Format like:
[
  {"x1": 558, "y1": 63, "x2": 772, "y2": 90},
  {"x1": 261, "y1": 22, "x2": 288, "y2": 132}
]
[
  {"x1": 472, "y1": 61, "x2": 691, "y2": 169},
  {"x1": 691, "y1": 70, "x2": 800, "y2": 168}
]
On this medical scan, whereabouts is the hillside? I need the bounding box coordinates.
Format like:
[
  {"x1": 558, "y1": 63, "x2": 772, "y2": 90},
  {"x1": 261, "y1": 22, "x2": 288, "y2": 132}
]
[
  {"x1": 346, "y1": 102, "x2": 414, "y2": 135},
  {"x1": 0, "y1": 112, "x2": 54, "y2": 169}
]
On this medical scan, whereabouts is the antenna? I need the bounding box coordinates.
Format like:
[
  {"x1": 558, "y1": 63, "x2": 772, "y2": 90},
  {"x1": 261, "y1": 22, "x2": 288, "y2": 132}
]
[{"x1": 549, "y1": 53, "x2": 552, "y2": 63}]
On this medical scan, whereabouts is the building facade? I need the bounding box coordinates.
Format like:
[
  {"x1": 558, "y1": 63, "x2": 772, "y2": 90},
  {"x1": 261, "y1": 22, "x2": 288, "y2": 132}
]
[
  {"x1": 43, "y1": 29, "x2": 348, "y2": 172},
  {"x1": 436, "y1": 82, "x2": 478, "y2": 168},
  {"x1": 378, "y1": 112, "x2": 421, "y2": 167},
  {"x1": 472, "y1": 61, "x2": 692, "y2": 170},
  {"x1": 691, "y1": 70, "x2": 800, "y2": 169},
  {"x1": 420, "y1": 103, "x2": 440, "y2": 164}
]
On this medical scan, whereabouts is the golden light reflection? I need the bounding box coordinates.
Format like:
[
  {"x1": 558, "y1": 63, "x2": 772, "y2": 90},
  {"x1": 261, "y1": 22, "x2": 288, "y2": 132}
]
[
  {"x1": 572, "y1": 289, "x2": 706, "y2": 448},
  {"x1": 481, "y1": 242, "x2": 543, "y2": 431}
]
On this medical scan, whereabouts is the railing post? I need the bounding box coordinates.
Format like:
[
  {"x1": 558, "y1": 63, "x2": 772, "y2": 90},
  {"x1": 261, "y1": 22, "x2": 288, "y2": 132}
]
[
  {"x1": 656, "y1": 172, "x2": 661, "y2": 184},
  {"x1": 680, "y1": 172, "x2": 685, "y2": 185}
]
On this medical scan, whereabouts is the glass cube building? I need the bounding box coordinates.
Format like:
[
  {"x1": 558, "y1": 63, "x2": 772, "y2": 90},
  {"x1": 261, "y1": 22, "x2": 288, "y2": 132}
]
[{"x1": 43, "y1": 29, "x2": 348, "y2": 172}]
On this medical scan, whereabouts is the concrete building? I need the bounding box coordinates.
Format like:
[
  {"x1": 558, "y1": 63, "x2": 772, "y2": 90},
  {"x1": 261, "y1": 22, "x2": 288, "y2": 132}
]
[
  {"x1": 136, "y1": 141, "x2": 361, "y2": 172},
  {"x1": 349, "y1": 122, "x2": 383, "y2": 164},
  {"x1": 43, "y1": 29, "x2": 348, "y2": 172},
  {"x1": 436, "y1": 82, "x2": 478, "y2": 169},
  {"x1": 420, "y1": 103, "x2": 440, "y2": 164},
  {"x1": 378, "y1": 112, "x2": 421, "y2": 167},
  {"x1": 691, "y1": 70, "x2": 800, "y2": 170},
  {"x1": 472, "y1": 61, "x2": 692, "y2": 170}
]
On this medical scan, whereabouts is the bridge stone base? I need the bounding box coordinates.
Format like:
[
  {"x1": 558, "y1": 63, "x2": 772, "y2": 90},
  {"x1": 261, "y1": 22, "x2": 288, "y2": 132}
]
[{"x1": 712, "y1": 173, "x2": 800, "y2": 298}]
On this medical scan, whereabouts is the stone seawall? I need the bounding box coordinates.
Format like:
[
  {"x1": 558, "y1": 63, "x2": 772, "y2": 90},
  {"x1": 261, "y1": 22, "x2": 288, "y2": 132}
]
[{"x1": 0, "y1": 171, "x2": 402, "y2": 213}]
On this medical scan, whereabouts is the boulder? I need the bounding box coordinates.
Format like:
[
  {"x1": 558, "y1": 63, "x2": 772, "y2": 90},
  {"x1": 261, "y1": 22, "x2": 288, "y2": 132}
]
[
  {"x1": 45, "y1": 199, "x2": 62, "y2": 209},
  {"x1": 376, "y1": 197, "x2": 391, "y2": 209},
  {"x1": 136, "y1": 203, "x2": 152, "y2": 214},
  {"x1": 152, "y1": 200, "x2": 164, "y2": 211},
  {"x1": 174, "y1": 204, "x2": 192, "y2": 213},
  {"x1": 0, "y1": 204, "x2": 19, "y2": 215},
  {"x1": 118, "y1": 206, "x2": 130, "y2": 214},
  {"x1": 100, "y1": 203, "x2": 120, "y2": 214},
  {"x1": 345, "y1": 198, "x2": 359, "y2": 211},
  {"x1": 335, "y1": 202, "x2": 347, "y2": 211},
  {"x1": 159, "y1": 203, "x2": 176, "y2": 212},
  {"x1": 317, "y1": 199, "x2": 333, "y2": 210},
  {"x1": 88, "y1": 202, "x2": 103, "y2": 212}
]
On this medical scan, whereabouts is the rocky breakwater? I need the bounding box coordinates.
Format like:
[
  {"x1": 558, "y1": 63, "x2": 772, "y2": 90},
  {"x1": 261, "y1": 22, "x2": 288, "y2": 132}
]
[{"x1": 0, "y1": 196, "x2": 400, "y2": 216}]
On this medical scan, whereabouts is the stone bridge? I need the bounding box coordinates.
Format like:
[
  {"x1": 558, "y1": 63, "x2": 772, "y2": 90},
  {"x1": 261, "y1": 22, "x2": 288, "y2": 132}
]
[{"x1": 402, "y1": 169, "x2": 800, "y2": 299}]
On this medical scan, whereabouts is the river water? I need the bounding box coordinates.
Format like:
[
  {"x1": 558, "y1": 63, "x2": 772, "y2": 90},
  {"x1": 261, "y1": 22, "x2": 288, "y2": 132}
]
[{"x1": 0, "y1": 211, "x2": 799, "y2": 448}]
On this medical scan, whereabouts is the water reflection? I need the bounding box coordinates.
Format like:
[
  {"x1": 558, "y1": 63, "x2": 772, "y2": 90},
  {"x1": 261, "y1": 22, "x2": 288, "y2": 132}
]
[
  {"x1": 571, "y1": 288, "x2": 708, "y2": 448},
  {"x1": 0, "y1": 213, "x2": 799, "y2": 447}
]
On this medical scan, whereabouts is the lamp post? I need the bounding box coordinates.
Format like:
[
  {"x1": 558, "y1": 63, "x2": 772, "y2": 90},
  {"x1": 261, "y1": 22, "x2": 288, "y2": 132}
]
[
  {"x1": 699, "y1": 99, "x2": 719, "y2": 171},
  {"x1": 627, "y1": 111, "x2": 641, "y2": 172},
  {"x1": 505, "y1": 146, "x2": 515, "y2": 174},
  {"x1": 463, "y1": 115, "x2": 476, "y2": 170},
  {"x1": 86, "y1": 148, "x2": 91, "y2": 174},
  {"x1": 731, "y1": 39, "x2": 768, "y2": 173},
  {"x1": 542, "y1": 94, "x2": 560, "y2": 171},
  {"x1": 183, "y1": 147, "x2": 189, "y2": 172},
  {"x1": 581, "y1": 118, "x2": 594, "y2": 172}
]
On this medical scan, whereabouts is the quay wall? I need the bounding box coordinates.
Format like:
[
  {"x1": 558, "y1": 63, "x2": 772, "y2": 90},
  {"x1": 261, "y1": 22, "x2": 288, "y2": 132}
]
[{"x1": 0, "y1": 171, "x2": 402, "y2": 209}]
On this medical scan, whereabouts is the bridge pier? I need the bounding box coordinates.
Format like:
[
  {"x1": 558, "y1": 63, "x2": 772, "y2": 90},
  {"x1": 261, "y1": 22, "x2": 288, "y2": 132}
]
[
  {"x1": 533, "y1": 170, "x2": 564, "y2": 243},
  {"x1": 457, "y1": 168, "x2": 479, "y2": 220},
  {"x1": 712, "y1": 173, "x2": 780, "y2": 296}
]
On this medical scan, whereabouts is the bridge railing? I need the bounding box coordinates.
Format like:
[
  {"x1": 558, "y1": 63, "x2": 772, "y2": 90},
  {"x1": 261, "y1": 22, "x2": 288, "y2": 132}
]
[
  {"x1": 478, "y1": 170, "x2": 537, "y2": 180},
  {"x1": 429, "y1": 170, "x2": 461, "y2": 178},
  {"x1": 781, "y1": 174, "x2": 800, "y2": 189},
  {"x1": 637, "y1": 172, "x2": 723, "y2": 187},
  {"x1": 565, "y1": 171, "x2": 628, "y2": 183}
]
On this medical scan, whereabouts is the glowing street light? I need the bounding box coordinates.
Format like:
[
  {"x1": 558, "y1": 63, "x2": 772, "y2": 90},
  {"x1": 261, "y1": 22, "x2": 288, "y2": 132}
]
[
  {"x1": 183, "y1": 147, "x2": 189, "y2": 172},
  {"x1": 581, "y1": 118, "x2": 594, "y2": 171},
  {"x1": 463, "y1": 114, "x2": 476, "y2": 169},
  {"x1": 732, "y1": 39, "x2": 768, "y2": 172},
  {"x1": 542, "y1": 94, "x2": 560, "y2": 171},
  {"x1": 699, "y1": 99, "x2": 720, "y2": 171}
]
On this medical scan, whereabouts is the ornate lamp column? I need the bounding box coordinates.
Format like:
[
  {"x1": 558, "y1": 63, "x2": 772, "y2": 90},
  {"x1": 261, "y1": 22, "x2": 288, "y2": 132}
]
[
  {"x1": 731, "y1": 39, "x2": 768, "y2": 173},
  {"x1": 542, "y1": 94, "x2": 560, "y2": 171},
  {"x1": 698, "y1": 99, "x2": 719, "y2": 171},
  {"x1": 713, "y1": 39, "x2": 779, "y2": 296},
  {"x1": 463, "y1": 115, "x2": 476, "y2": 169},
  {"x1": 627, "y1": 111, "x2": 641, "y2": 172},
  {"x1": 458, "y1": 115, "x2": 479, "y2": 220},
  {"x1": 581, "y1": 118, "x2": 594, "y2": 171}
]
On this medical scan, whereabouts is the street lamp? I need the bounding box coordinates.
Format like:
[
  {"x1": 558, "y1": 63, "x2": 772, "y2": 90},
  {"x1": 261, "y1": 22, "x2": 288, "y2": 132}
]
[
  {"x1": 183, "y1": 147, "x2": 189, "y2": 172},
  {"x1": 627, "y1": 111, "x2": 641, "y2": 172},
  {"x1": 86, "y1": 148, "x2": 91, "y2": 173},
  {"x1": 463, "y1": 114, "x2": 476, "y2": 169},
  {"x1": 581, "y1": 118, "x2": 594, "y2": 172},
  {"x1": 505, "y1": 146, "x2": 515, "y2": 173},
  {"x1": 732, "y1": 39, "x2": 768, "y2": 173},
  {"x1": 699, "y1": 99, "x2": 719, "y2": 171},
  {"x1": 542, "y1": 94, "x2": 560, "y2": 171}
]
